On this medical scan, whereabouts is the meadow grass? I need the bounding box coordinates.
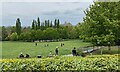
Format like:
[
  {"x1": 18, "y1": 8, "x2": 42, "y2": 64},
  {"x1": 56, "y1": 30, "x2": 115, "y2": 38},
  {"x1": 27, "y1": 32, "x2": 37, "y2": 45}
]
[
  {"x1": 1, "y1": 39, "x2": 91, "y2": 58},
  {"x1": 92, "y1": 46, "x2": 120, "y2": 55}
]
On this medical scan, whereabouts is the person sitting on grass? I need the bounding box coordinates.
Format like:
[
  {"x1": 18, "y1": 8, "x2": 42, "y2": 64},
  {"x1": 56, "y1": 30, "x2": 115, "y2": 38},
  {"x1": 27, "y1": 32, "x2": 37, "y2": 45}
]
[
  {"x1": 25, "y1": 54, "x2": 30, "y2": 58},
  {"x1": 19, "y1": 52, "x2": 24, "y2": 58},
  {"x1": 48, "y1": 51, "x2": 53, "y2": 57}
]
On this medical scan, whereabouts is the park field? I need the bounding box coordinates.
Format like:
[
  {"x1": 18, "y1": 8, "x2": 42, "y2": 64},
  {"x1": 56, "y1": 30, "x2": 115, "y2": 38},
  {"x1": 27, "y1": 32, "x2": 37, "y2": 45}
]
[{"x1": 1, "y1": 39, "x2": 91, "y2": 59}]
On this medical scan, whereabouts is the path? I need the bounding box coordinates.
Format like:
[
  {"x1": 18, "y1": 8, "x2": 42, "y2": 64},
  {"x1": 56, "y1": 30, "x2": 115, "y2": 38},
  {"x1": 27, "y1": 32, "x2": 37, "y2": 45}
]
[{"x1": 64, "y1": 46, "x2": 104, "y2": 56}]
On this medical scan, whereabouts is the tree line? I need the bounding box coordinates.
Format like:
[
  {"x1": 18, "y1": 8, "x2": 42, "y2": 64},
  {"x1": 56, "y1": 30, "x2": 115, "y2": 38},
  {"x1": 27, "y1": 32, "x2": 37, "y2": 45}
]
[
  {"x1": 1, "y1": 18, "x2": 80, "y2": 42},
  {"x1": 31, "y1": 18, "x2": 60, "y2": 30}
]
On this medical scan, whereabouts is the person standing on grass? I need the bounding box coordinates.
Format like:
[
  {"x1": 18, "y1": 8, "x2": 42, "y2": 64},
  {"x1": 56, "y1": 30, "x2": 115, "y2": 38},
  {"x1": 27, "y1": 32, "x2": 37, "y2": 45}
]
[
  {"x1": 49, "y1": 51, "x2": 52, "y2": 57},
  {"x1": 72, "y1": 47, "x2": 76, "y2": 56},
  {"x1": 55, "y1": 47, "x2": 59, "y2": 55},
  {"x1": 35, "y1": 43, "x2": 37, "y2": 46}
]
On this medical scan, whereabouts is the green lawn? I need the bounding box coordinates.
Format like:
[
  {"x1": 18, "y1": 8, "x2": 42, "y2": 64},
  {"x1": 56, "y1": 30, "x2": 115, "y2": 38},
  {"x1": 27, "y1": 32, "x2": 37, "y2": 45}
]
[
  {"x1": 1, "y1": 39, "x2": 91, "y2": 59},
  {"x1": 92, "y1": 46, "x2": 120, "y2": 55}
]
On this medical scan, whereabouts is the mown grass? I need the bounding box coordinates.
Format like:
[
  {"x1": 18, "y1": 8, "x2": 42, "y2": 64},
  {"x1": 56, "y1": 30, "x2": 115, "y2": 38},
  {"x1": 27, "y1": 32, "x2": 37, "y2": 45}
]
[
  {"x1": 1, "y1": 39, "x2": 91, "y2": 59},
  {"x1": 92, "y1": 46, "x2": 120, "y2": 55}
]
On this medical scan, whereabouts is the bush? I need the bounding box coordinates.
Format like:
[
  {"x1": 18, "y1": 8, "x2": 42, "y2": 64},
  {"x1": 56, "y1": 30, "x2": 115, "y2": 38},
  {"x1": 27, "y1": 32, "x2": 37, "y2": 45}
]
[
  {"x1": 1, "y1": 54, "x2": 119, "y2": 71},
  {"x1": 9, "y1": 32, "x2": 18, "y2": 41}
]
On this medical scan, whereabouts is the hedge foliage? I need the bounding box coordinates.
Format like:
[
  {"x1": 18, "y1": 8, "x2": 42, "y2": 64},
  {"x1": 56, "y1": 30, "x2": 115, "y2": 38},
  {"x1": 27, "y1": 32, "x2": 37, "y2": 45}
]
[{"x1": 0, "y1": 54, "x2": 119, "y2": 71}]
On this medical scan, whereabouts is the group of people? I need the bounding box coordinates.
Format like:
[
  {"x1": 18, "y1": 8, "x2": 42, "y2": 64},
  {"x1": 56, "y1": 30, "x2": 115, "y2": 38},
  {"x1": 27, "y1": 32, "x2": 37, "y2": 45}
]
[
  {"x1": 20, "y1": 43, "x2": 77, "y2": 58},
  {"x1": 35, "y1": 43, "x2": 49, "y2": 47},
  {"x1": 54, "y1": 47, "x2": 77, "y2": 56},
  {"x1": 19, "y1": 53, "x2": 30, "y2": 58},
  {"x1": 19, "y1": 47, "x2": 77, "y2": 58}
]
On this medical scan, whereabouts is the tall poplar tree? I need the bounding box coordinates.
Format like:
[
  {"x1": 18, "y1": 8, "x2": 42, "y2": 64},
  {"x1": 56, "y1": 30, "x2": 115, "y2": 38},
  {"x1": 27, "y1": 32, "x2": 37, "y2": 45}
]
[
  {"x1": 34, "y1": 20, "x2": 38, "y2": 30},
  {"x1": 57, "y1": 19, "x2": 60, "y2": 28},
  {"x1": 32, "y1": 20, "x2": 35, "y2": 30},
  {"x1": 47, "y1": 20, "x2": 50, "y2": 27},
  {"x1": 37, "y1": 17, "x2": 40, "y2": 30},
  {"x1": 54, "y1": 19, "x2": 57, "y2": 28},
  {"x1": 16, "y1": 18, "x2": 21, "y2": 35},
  {"x1": 45, "y1": 20, "x2": 47, "y2": 29},
  {"x1": 50, "y1": 21, "x2": 53, "y2": 27},
  {"x1": 41, "y1": 22, "x2": 45, "y2": 30}
]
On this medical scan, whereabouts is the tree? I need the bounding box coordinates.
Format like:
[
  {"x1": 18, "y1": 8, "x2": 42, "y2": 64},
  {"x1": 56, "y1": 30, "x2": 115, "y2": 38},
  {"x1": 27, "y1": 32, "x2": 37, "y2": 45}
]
[
  {"x1": 30, "y1": 30, "x2": 36, "y2": 42},
  {"x1": 19, "y1": 32, "x2": 31, "y2": 42},
  {"x1": 57, "y1": 26, "x2": 68, "y2": 39},
  {"x1": 37, "y1": 17, "x2": 40, "y2": 30},
  {"x1": 32, "y1": 20, "x2": 35, "y2": 30},
  {"x1": 69, "y1": 27, "x2": 78, "y2": 39},
  {"x1": 74, "y1": 25, "x2": 81, "y2": 38},
  {"x1": 32, "y1": 20, "x2": 38, "y2": 30},
  {"x1": 79, "y1": 2, "x2": 120, "y2": 48},
  {"x1": 41, "y1": 22, "x2": 45, "y2": 30},
  {"x1": 16, "y1": 18, "x2": 21, "y2": 35},
  {"x1": 34, "y1": 20, "x2": 38, "y2": 30},
  {"x1": 43, "y1": 28, "x2": 59, "y2": 40},
  {"x1": 45, "y1": 20, "x2": 48, "y2": 29},
  {"x1": 36, "y1": 30, "x2": 43, "y2": 41},
  {"x1": 50, "y1": 21, "x2": 53, "y2": 27},
  {"x1": 47, "y1": 20, "x2": 50, "y2": 27},
  {"x1": 22, "y1": 26, "x2": 31, "y2": 33},
  {"x1": 57, "y1": 19, "x2": 60, "y2": 28},
  {"x1": 54, "y1": 19, "x2": 57, "y2": 28},
  {"x1": 2, "y1": 26, "x2": 8, "y2": 41},
  {"x1": 9, "y1": 32, "x2": 18, "y2": 41}
]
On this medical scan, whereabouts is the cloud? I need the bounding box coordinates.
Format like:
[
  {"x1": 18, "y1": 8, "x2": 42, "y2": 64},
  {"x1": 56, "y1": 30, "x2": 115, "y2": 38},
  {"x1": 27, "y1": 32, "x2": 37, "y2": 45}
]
[
  {"x1": 0, "y1": 3, "x2": 2, "y2": 26},
  {"x1": 75, "y1": 8, "x2": 84, "y2": 11},
  {"x1": 1, "y1": 0, "x2": 94, "y2": 2},
  {"x1": 42, "y1": 11, "x2": 60, "y2": 15},
  {"x1": 1, "y1": 2, "x2": 93, "y2": 26}
]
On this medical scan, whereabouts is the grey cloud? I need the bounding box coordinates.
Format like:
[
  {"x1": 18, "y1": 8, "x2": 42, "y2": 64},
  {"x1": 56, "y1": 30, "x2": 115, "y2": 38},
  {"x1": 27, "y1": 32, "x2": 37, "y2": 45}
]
[
  {"x1": 42, "y1": 11, "x2": 60, "y2": 15},
  {"x1": 63, "y1": 9, "x2": 84, "y2": 16},
  {"x1": 75, "y1": 7, "x2": 84, "y2": 11},
  {"x1": 2, "y1": 2, "x2": 93, "y2": 26}
]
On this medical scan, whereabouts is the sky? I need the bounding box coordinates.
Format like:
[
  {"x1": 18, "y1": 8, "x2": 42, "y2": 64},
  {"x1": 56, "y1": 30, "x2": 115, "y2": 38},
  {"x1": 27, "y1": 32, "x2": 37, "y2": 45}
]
[{"x1": 1, "y1": 0, "x2": 93, "y2": 26}]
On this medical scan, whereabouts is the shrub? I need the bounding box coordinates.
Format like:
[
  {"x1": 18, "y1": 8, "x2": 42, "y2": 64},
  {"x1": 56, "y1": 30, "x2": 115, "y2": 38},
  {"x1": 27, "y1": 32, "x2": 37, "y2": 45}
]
[
  {"x1": 9, "y1": 32, "x2": 18, "y2": 41},
  {"x1": 1, "y1": 54, "x2": 119, "y2": 71}
]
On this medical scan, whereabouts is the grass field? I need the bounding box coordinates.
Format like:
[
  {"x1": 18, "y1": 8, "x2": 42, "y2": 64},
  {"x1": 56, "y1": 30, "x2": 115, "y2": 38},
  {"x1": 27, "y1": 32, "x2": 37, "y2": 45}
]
[
  {"x1": 1, "y1": 39, "x2": 91, "y2": 59},
  {"x1": 92, "y1": 46, "x2": 120, "y2": 55}
]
